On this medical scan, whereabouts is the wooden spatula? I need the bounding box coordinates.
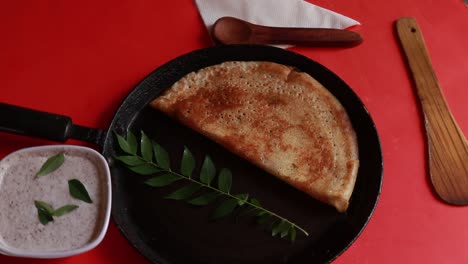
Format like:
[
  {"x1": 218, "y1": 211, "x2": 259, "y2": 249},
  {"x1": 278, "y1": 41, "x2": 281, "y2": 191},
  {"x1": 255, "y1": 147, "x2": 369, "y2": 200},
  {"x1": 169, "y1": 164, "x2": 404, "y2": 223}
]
[{"x1": 396, "y1": 17, "x2": 468, "y2": 205}]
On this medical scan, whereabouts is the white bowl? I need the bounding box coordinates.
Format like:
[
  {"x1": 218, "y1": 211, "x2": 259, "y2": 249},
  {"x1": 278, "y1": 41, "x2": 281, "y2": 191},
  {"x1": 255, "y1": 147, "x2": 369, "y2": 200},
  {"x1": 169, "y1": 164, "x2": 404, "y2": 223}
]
[{"x1": 0, "y1": 145, "x2": 111, "y2": 258}]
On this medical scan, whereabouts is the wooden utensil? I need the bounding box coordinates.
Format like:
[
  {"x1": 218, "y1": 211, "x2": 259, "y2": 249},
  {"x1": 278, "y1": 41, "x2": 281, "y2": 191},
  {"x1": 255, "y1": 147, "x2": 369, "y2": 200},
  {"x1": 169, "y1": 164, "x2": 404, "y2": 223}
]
[
  {"x1": 396, "y1": 17, "x2": 468, "y2": 204},
  {"x1": 212, "y1": 16, "x2": 363, "y2": 47}
]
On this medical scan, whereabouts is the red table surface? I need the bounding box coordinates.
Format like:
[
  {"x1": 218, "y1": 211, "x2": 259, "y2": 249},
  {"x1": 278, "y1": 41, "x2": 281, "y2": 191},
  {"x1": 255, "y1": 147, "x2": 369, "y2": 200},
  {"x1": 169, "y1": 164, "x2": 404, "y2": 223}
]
[{"x1": 1, "y1": 1, "x2": 467, "y2": 263}]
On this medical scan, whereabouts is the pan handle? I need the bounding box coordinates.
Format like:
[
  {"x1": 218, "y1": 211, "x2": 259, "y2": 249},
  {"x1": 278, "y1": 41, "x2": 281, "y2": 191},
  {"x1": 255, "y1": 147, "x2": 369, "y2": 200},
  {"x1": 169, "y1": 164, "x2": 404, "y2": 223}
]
[{"x1": 0, "y1": 103, "x2": 105, "y2": 146}]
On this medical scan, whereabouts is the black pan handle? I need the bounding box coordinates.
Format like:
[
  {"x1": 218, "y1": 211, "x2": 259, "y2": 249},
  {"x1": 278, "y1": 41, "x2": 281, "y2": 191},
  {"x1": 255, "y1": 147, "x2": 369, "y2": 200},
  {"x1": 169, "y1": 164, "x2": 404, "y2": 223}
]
[{"x1": 0, "y1": 102, "x2": 105, "y2": 147}]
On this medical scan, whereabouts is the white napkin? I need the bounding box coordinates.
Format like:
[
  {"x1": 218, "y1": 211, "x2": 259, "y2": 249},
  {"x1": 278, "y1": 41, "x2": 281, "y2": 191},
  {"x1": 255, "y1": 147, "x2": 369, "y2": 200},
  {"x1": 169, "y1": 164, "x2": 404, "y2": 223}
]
[{"x1": 195, "y1": 0, "x2": 360, "y2": 48}]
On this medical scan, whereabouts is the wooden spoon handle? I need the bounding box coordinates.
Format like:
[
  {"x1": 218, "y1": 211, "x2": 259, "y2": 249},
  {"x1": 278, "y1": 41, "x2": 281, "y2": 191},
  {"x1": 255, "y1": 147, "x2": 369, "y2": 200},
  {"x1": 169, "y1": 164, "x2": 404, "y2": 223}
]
[
  {"x1": 396, "y1": 17, "x2": 468, "y2": 204},
  {"x1": 253, "y1": 26, "x2": 363, "y2": 47}
]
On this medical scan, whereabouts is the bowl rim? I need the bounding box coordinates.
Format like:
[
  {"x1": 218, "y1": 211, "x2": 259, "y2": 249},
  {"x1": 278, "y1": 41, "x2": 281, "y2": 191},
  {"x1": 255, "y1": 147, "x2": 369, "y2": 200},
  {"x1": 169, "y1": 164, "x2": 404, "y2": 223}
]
[{"x1": 0, "y1": 145, "x2": 112, "y2": 258}]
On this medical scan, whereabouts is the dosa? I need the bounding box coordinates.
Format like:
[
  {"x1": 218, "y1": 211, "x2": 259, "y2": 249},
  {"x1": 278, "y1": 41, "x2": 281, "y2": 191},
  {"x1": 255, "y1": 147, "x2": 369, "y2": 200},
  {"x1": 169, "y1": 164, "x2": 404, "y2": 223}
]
[{"x1": 150, "y1": 61, "x2": 359, "y2": 212}]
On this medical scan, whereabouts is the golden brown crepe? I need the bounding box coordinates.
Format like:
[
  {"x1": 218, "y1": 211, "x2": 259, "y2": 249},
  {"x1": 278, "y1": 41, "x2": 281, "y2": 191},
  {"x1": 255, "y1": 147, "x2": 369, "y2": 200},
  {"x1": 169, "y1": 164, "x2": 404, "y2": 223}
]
[{"x1": 150, "y1": 61, "x2": 359, "y2": 212}]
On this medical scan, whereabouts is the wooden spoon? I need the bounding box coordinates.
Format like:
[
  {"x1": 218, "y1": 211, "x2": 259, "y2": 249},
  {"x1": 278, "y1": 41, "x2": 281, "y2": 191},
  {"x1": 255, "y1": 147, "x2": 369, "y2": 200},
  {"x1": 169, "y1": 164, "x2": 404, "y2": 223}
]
[
  {"x1": 396, "y1": 17, "x2": 468, "y2": 205},
  {"x1": 212, "y1": 16, "x2": 363, "y2": 47}
]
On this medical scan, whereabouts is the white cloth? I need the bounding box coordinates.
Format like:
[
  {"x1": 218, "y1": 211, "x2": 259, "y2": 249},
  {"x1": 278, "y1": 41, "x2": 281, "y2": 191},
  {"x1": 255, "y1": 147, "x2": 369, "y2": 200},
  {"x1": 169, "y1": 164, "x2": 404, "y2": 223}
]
[{"x1": 195, "y1": 0, "x2": 360, "y2": 48}]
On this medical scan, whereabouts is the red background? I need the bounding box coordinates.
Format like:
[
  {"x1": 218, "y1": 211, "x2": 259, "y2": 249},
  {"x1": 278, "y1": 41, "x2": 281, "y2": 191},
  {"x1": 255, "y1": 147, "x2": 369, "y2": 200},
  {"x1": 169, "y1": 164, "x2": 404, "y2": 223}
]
[{"x1": 1, "y1": 0, "x2": 468, "y2": 263}]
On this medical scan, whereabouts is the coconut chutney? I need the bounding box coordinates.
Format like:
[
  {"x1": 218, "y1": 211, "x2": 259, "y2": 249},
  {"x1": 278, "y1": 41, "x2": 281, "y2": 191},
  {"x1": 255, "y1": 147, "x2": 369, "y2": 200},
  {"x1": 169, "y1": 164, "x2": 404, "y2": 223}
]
[{"x1": 0, "y1": 146, "x2": 110, "y2": 254}]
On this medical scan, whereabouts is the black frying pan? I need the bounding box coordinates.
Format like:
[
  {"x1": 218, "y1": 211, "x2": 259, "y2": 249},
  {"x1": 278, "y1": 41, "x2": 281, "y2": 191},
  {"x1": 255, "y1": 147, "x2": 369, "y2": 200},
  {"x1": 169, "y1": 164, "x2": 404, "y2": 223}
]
[{"x1": 0, "y1": 45, "x2": 383, "y2": 264}]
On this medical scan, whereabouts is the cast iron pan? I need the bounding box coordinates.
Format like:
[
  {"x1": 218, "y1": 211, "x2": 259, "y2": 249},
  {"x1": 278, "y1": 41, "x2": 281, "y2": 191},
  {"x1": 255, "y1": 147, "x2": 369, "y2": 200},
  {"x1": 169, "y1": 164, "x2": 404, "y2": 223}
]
[{"x1": 0, "y1": 45, "x2": 383, "y2": 264}]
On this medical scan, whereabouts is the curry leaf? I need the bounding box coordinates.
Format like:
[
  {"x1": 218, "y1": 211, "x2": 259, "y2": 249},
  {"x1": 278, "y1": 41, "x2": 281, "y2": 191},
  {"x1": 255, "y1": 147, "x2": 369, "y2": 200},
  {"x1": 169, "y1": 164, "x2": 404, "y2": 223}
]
[
  {"x1": 165, "y1": 184, "x2": 201, "y2": 200},
  {"x1": 187, "y1": 192, "x2": 219, "y2": 206},
  {"x1": 145, "y1": 174, "x2": 181, "y2": 187},
  {"x1": 37, "y1": 207, "x2": 54, "y2": 225},
  {"x1": 218, "y1": 168, "x2": 232, "y2": 193},
  {"x1": 181, "y1": 146, "x2": 195, "y2": 177},
  {"x1": 127, "y1": 164, "x2": 160, "y2": 175},
  {"x1": 211, "y1": 198, "x2": 238, "y2": 219},
  {"x1": 279, "y1": 222, "x2": 292, "y2": 238},
  {"x1": 153, "y1": 141, "x2": 170, "y2": 170},
  {"x1": 236, "y1": 194, "x2": 249, "y2": 206},
  {"x1": 115, "y1": 132, "x2": 133, "y2": 155},
  {"x1": 115, "y1": 156, "x2": 146, "y2": 166},
  {"x1": 290, "y1": 227, "x2": 297, "y2": 242},
  {"x1": 272, "y1": 221, "x2": 290, "y2": 237},
  {"x1": 36, "y1": 152, "x2": 65, "y2": 177},
  {"x1": 257, "y1": 213, "x2": 271, "y2": 225},
  {"x1": 34, "y1": 200, "x2": 54, "y2": 225},
  {"x1": 200, "y1": 155, "x2": 216, "y2": 185},
  {"x1": 250, "y1": 198, "x2": 262, "y2": 207},
  {"x1": 68, "y1": 179, "x2": 93, "y2": 203},
  {"x1": 34, "y1": 200, "x2": 54, "y2": 215},
  {"x1": 281, "y1": 225, "x2": 291, "y2": 238},
  {"x1": 141, "y1": 131, "x2": 153, "y2": 162},
  {"x1": 126, "y1": 131, "x2": 138, "y2": 155},
  {"x1": 53, "y1": 205, "x2": 79, "y2": 217},
  {"x1": 257, "y1": 210, "x2": 268, "y2": 216}
]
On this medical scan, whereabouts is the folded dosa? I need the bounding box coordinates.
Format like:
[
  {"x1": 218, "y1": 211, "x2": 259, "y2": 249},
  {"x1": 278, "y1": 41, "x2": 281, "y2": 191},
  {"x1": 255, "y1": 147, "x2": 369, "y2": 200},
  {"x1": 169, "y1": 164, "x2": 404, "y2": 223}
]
[{"x1": 150, "y1": 61, "x2": 359, "y2": 212}]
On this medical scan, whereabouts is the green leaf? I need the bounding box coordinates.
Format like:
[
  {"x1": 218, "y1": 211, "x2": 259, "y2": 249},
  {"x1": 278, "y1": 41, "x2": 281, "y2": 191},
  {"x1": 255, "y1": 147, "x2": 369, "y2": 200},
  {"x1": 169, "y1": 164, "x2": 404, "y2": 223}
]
[
  {"x1": 37, "y1": 208, "x2": 54, "y2": 225},
  {"x1": 115, "y1": 132, "x2": 133, "y2": 154},
  {"x1": 187, "y1": 192, "x2": 219, "y2": 206},
  {"x1": 281, "y1": 225, "x2": 291, "y2": 238},
  {"x1": 34, "y1": 200, "x2": 54, "y2": 215},
  {"x1": 53, "y1": 204, "x2": 79, "y2": 217},
  {"x1": 165, "y1": 184, "x2": 201, "y2": 200},
  {"x1": 145, "y1": 174, "x2": 181, "y2": 187},
  {"x1": 269, "y1": 219, "x2": 280, "y2": 230},
  {"x1": 239, "y1": 209, "x2": 253, "y2": 217},
  {"x1": 239, "y1": 206, "x2": 258, "y2": 217},
  {"x1": 272, "y1": 221, "x2": 289, "y2": 237},
  {"x1": 257, "y1": 210, "x2": 268, "y2": 216},
  {"x1": 34, "y1": 200, "x2": 54, "y2": 225},
  {"x1": 127, "y1": 164, "x2": 160, "y2": 175},
  {"x1": 141, "y1": 131, "x2": 153, "y2": 162},
  {"x1": 115, "y1": 155, "x2": 146, "y2": 166},
  {"x1": 257, "y1": 213, "x2": 271, "y2": 225},
  {"x1": 68, "y1": 179, "x2": 93, "y2": 203},
  {"x1": 236, "y1": 194, "x2": 249, "y2": 206},
  {"x1": 250, "y1": 198, "x2": 262, "y2": 207},
  {"x1": 290, "y1": 227, "x2": 297, "y2": 241},
  {"x1": 211, "y1": 199, "x2": 238, "y2": 219},
  {"x1": 126, "y1": 131, "x2": 138, "y2": 155},
  {"x1": 218, "y1": 168, "x2": 232, "y2": 193},
  {"x1": 200, "y1": 156, "x2": 216, "y2": 185},
  {"x1": 181, "y1": 146, "x2": 195, "y2": 177},
  {"x1": 36, "y1": 152, "x2": 65, "y2": 177},
  {"x1": 153, "y1": 141, "x2": 170, "y2": 170}
]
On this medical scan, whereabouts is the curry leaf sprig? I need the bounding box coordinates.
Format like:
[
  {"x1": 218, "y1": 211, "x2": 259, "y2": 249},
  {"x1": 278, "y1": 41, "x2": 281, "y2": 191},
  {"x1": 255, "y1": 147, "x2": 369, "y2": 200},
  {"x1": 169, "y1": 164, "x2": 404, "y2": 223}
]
[{"x1": 114, "y1": 130, "x2": 309, "y2": 241}]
